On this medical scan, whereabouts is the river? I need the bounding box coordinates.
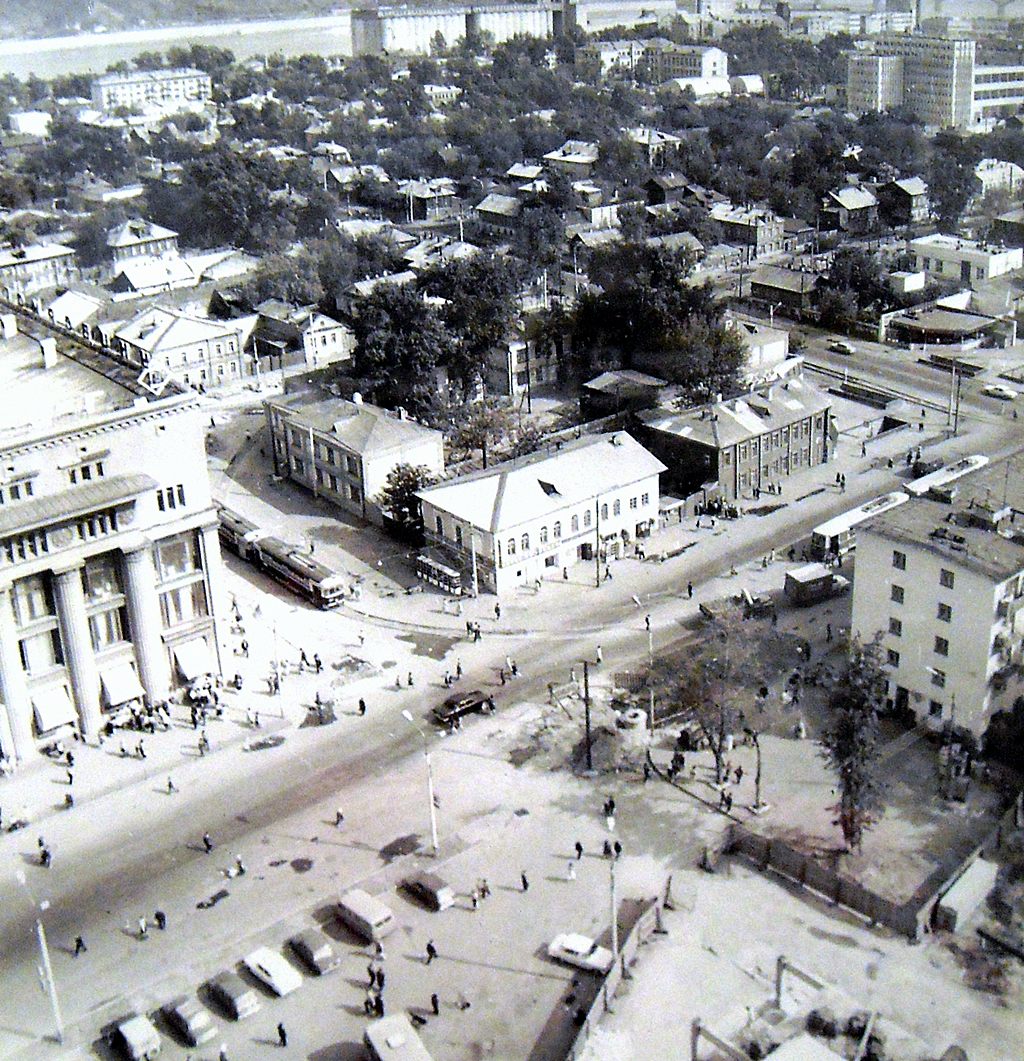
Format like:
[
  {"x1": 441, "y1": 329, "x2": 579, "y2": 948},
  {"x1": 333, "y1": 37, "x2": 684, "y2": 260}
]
[{"x1": 0, "y1": 12, "x2": 355, "y2": 80}]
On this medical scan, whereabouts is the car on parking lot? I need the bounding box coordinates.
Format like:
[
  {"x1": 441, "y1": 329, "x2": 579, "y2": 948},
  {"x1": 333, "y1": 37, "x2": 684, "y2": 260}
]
[
  {"x1": 108, "y1": 1014, "x2": 162, "y2": 1060},
  {"x1": 828, "y1": 340, "x2": 855, "y2": 355},
  {"x1": 432, "y1": 689, "x2": 494, "y2": 725},
  {"x1": 982, "y1": 383, "x2": 1019, "y2": 401},
  {"x1": 288, "y1": 929, "x2": 342, "y2": 975},
  {"x1": 401, "y1": 870, "x2": 456, "y2": 911},
  {"x1": 206, "y1": 970, "x2": 261, "y2": 1020},
  {"x1": 243, "y1": 946, "x2": 303, "y2": 996},
  {"x1": 547, "y1": 933, "x2": 614, "y2": 974},
  {"x1": 161, "y1": 995, "x2": 216, "y2": 1047}
]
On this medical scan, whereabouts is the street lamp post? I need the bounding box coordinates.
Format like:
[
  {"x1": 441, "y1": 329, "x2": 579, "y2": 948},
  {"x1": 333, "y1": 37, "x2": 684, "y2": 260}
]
[
  {"x1": 609, "y1": 854, "x2": 619, "y2": 961},
  {"x1": 15, "y1": 872, "x2": 63, "y2": 1045},
  {"x1": 402, "y1": 710, "x2": 439, "y2": 855}
]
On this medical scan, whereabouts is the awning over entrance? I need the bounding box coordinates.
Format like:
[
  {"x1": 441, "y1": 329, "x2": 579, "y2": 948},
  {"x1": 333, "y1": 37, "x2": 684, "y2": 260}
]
[
  {"x1": 32, "y1": 685, "x2": 77, "y2": 733},
  {"x1": 100, "y1": 662, "x2": 146, "y2": 707},
  {"x1": 173, "y1": 639, "x2": 214, "y2": 682}
]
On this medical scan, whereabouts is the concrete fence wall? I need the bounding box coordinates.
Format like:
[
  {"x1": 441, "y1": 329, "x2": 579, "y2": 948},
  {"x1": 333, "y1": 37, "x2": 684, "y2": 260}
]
[{"x1": 727, "y1": 789, "x2": 1024, "y2": 941}]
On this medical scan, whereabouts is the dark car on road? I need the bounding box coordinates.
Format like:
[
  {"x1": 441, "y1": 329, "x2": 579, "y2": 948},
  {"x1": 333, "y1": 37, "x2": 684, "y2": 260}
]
[
  {"x1": 162, "y1": 995, "x2": 216, "y2": 1047},
  {"x1": 401, "y1": 870, "x2": 456, "y2": 911},
  {"x1": 205, "y1": 970, "x2": 260, "y2": 1021},
  {"x1": 288, "y1": 928, "x2": 342, "y2": 975},
  {"x1": 432, "y1": 689, "x2": 493, "y2": 725}
]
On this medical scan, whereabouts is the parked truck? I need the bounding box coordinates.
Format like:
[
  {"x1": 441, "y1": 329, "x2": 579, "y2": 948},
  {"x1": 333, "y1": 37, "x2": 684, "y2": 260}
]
[{"x1": 783, "y1": 562, "x2": 850, "y2": 606}]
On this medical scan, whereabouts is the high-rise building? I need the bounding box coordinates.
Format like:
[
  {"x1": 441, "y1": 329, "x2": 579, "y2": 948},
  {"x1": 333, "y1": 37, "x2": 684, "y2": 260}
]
[
  {"x1": 90, "y1": 67, "x2": 212, "y2": 112},
  {"x1": 847, "y1": 53, "x2": 905, "y2": 113}
]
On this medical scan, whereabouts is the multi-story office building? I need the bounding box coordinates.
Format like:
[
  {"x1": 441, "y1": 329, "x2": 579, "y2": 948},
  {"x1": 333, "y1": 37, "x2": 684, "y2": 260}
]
[
  {"x1": 645, "y1": 42, "x2": 729, "y2": 83},
  {"x1": 417, "y1": 432, "x2": 665, "y2": 595},
  {"x1": 90, "y1": 67, "x2": 213, "y2": 112},
  {"x1": 0, "y1": 322, "x2": 225, "y2": 768},
  {"x1": 848, "y1": 34, "x2": 1024, "y2": 130},
  {"x1": 850, "y1": 453, "x2": 1024, "y2": 740},
  {"x1": 264, "y1": 392, "x2": 445, "y2": 526}
]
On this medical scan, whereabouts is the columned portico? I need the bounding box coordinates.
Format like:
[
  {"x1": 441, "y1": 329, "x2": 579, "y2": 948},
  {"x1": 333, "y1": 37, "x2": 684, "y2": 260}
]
[
  {"x1": 0, "y1": 585, "x2": 35, "y2": 761},
  {"x1": 121, "y1": 544, "x2": 171, "y2": 703},
  {"x1": 51, "y1": 565, "x2": 102, "y2": 741}
]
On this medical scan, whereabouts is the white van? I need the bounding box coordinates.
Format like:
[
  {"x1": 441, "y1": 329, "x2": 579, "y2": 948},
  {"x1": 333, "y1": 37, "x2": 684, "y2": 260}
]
[
  {"x1": 338, "y1": 888, "x2": 396, "y2": 942},
  {"x1": 364, "y1": 1015, "x2": 434, "y2": 1061}
]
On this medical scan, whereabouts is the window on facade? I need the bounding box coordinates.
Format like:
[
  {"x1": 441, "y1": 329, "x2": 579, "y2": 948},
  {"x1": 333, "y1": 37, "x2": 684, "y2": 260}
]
[
  {"x1": 613, "y1": 500, "x2": 621, "y2": 516},
  {"x1": 83, "y1": 555, "x2": 121, "y2": 604},
  {"x1": 19, "y1": 628, "x2": 63, "y2": 674},
  {"x1": 930, "y1": 668, "x2": 946, "y2": 688},
  {"x1": 629, "y1": 497, "x2": 637, "y2": 510},
  {"x1": 571, "y1": 515, "x2": 579, "y2": 532},
  {"x1": 939, "y1": 569, "x2": 955, "y2": 589},
  {"x1": 435, "y1": 515, "x2": 443, "y2": 535},
  {"x1": 887, "y1": 648, "x2": 900, "y2": 667},
  {"x1": 540, "y1": 526, "x2": 548, "y2": 544},
  {"x1": 934, "y1": 636, "x2": 949, "y2": 657},
  {"x1": 937, "y1": 602, "x2": 952, "y2": 622},
  {"x1": 584, "y1": 511, "x2": 592, "y2": 528},
  {"x1": 156, "y1": 534, "x2": 199, "y2": 580},
  {"x1": 89, "y1": 607, "x2": 126, "y2": 651},
  {"x1": 553, "y1": 521, "x2": 561, "y2": 539},
  {"x1": 507, "y1": 538, "x2": 516, "y2": 555},
  {"x1": 642, "y1": 493, "x2": 649, "y2": 505},
  {"x1": 521, "y1": 533, "x2": 530, "y2": 551},
  {"x1": 347, "y1": 456, "x2": 359, "y2": 475},
  {"x1": 600, "y1": 504, "x2": 608, "y2": 520},
  {"x1": 929, "y1": 699, "x2": 943, "y2": 716},
  {"x1": 159, "y1": 580, "x2": 208, "y2": 628},
  {"x1": 890, "y1": 584, "x2": 904, "y2": 604},
  {"x1": 455, "y1": 526, "x2": 463, "y2": 547},
  {"x1": 892, "y1": 550, "x2": 906, "y2": 570},
  {"x1": 889, "y1": 617, "x2": 902, "y2": 636}
]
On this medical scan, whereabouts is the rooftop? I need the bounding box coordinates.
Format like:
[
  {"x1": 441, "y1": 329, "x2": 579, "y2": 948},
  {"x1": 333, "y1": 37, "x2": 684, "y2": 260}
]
[
  {"x1": 106, "y1": 219, "x2": 178, "y2": 249},
  {"x1": 863, "y1": 450, "x2": 1024, "y2": 582},
  {"x1": 417, "y1": 432, "x2": 665, "y2": 534},
  {"x1": 827, "y1": 186, "x2": 878, "y2": 211},
  {"x1": 750, "y1": 265, "x2": 821, "y2": 294},
  {"x1": 265, "y1": 392, "x2": 440, "y2": 457},
  {"x1": 638, "y1": 378, "x2": 831, "y2": 450},
  {"x1": 0, "y1": 243, "x2": 75, "y2": 268}
]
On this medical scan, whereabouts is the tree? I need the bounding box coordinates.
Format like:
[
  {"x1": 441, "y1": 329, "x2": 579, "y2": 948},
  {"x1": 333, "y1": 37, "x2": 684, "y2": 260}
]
[
  {"x1": 237, "y1": 249, "x2": 324, "y2": 307},
  {"x1": 677, "y1": 602, "x2": 764, "y2": 785},
  {"x1": 819, "y1": 636, "x2": 887, "y2": 852},
  {"x1": 352, "y1": 284, "x2": 453, "y2": 414},
  {"x1": 376, "y1": 463, "x2": 438, "y2": 537},
  {"x1": 453, "y1": 398, "x2": 515, "y2": 468}
]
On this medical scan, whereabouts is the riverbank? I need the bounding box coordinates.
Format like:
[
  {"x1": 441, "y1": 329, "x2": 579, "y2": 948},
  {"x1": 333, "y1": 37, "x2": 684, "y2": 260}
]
[{"x1": 0, "y1": 11, "x2": 355, "y2": 79}]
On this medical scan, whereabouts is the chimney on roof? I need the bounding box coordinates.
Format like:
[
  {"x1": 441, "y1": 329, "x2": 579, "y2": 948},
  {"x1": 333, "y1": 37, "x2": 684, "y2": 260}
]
[
  {"x1": 352, "y1": 391, "x2": 363, "y2": 405},
  {"x1": 40, "y1": 336, "x2": 58, "y2": 369}
]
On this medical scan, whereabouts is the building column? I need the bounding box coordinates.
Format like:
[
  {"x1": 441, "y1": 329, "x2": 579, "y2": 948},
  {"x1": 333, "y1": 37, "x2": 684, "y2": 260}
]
[
  {"x1": 197, "y1": 522, "x2": 227, "y2": 679},
  {"x1": 0, "y1": 585, "x2": 36, "y2": 762},
  {"x1": 51, "y1": 565, "x2": 102, "y2": 742},
  {"x1": 121, "y1": 545, "x2": 171, "y2": 705}
]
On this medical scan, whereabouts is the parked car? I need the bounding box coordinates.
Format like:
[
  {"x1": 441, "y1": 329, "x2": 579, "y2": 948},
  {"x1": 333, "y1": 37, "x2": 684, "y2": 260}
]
[
  {"x1": 982, "y1": 383, "x2": 1019, "y2": 401},
  {"x1": 288, "y1": 929, "x2": 342, "y2": 976},
  {"x1": 161, "y1": 996, "x2": 216, "y2": 1047},
  {"x1": 243, "y1": 946, "x2": 303, "y2": 996},
  {"x1": 401, "y1": 871, "x2": 456, "y2": 911},
  {"x1": 109, "y1": 1014, "x2": 161, "y2": 1060},
  {"x1": 432, "y1": 689, "x2": 493, "y2": 725},
  {"x1": 828, "y1": 340, "x2": 855, "y2": 355},
  {"x1": 547, "y1": 933, "x2": 614, "y2": 974},
  {"x1": 206, "y1": 971, "x2": 261, "y2": 1020}
]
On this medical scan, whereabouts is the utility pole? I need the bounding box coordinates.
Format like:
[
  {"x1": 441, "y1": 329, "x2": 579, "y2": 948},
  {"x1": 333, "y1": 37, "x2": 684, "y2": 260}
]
[
  {"x1": 583, "y1": 660, "x2": 593, "y2": 773},
  {"x1": 470, "y1": 531, "x2": 479, "y2": 598},
  {"x1": 524, "y1": 339, "x2": 533, "y2": 414},
  {"x1": 609, "y1": 855, "x2": 619, "y2": 960},
  {"x1": 36, "y1": 915, "x2": 63, "y2": 1045},
  {"x1": 594, "y1": 497, "x2": 601, "y2": 588},
  {"x1": 647, "y1": 623, "x2": 655, "y2": 731}
]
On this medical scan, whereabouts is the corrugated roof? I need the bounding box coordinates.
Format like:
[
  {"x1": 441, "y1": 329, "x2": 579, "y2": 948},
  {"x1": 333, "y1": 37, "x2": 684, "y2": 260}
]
[
  {"x1": 0, "y1": 473, "x2": 156, "y2": 537},
  {"x1": 750, "y1": 266, "x2": 821, "y2": 294},
  {"x1": 417, "y1": 432, "x2": 665, "y2": 534}
]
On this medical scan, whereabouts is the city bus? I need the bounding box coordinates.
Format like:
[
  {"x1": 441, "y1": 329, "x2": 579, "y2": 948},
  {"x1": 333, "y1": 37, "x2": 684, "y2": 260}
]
[
  {"x1": 902, "y1": 454, "x2": 988, "y2": 498},
  {"x1": 364, "y1": 1016, "x2": 434, "y2": 1061},
  {"x1": 809, "y1": 491, "x2": 909, "y2": 560}
]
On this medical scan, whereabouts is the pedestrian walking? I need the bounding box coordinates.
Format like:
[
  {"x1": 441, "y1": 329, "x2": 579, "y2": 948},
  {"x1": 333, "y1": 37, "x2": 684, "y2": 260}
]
[
  {"x1": 443, "y1": 670, "x2": 452, "y2": 687},
  {"x1": 374, "y1": 940, "x2": 385, "y2": 959},
  {"x1": 734, "y1": 765, "x2": 743, "y2": 785},
  {"x1": 364, "y1": 993, "x2": 376, "y2": 1016},
  {"x1": 66, "y1": 750, "x2": 74, "y2": 768},
  {"x1": 499, "y1": 669, "x2": 506, "y2": 685},
  {"x1": 643, "y1": 760, "x2": 651, "y2": 783},
  {"x1": 604, "y1": 565, "x2": 612, "y2": 581},
  {"x1": 726, "y1": 792, "x2": 734, "y2": 813},
  {"x1": 408, "y1": 672, "x2": 414, "y2": 687},
  {"x1": 300, "y1": 649, "x2": 310, "y2": 670},
  {"x1": 613, "y1": 840, "x2": 622, "y2": 859},
  {"x1": 74, "y1": 935, "x2": 87, "y2": 956},
  {"x1": 358, "y1": 630, "x2": 366, "y2": 647},
  {"x1": 431, "y1": 992, "x2": 440, "y2": 1016},
  {"x1": 203, "y1": 832, "x2": 213, "y2": 854},
  {"x1": 359, "y1": 697, "x2": 367, "y2": 716},
  {"x1": 480, "y1": 878, "x2": 490, "y2": 899},
  {"x1": 603, "y1": 839, "x2": 613, "y2": 858},
  {"x1": 335, "y1": 808, "x2": 345, "y2": 827},
  {"x1": 313, "y1": 652, "x2": 322, "y2": 673},
  {"x1": 138, "y1": 916, "x2": 148, "y2": 940},
  {"x1": 575, "y1": 840, "x2": 584, "y2": 860},
  {"x1": 595, "y1": 645, "x2": 603, "y2": 665},
  {"x1": 376, "y1": 968, "x2": 385, "y2": 990},
  {"x1": 566, "y1": 861, "x2": 576, "y2": 882},
  {"x1": 455, "y1": 658, "x2": 463, "y2": 680},
  {"x1": 644, "y1": 613, "x2": 651, "y2": 632},
  {"x1": 494, "y1": 603, "x2": 501, "y2": 620},
  {"x1": 826, "y1": 622, "x2": 833, "y2": 642},
  {"x1": 562, "y1": 566, "x2": 568, "y2": 580},
  {"x1": 471, "y1": 888, "x2": 479, "y2": 909},
  {"x1": 154, "y1": 910, "x2": 166, "y2": 931},
  {"x1": 219, "y1": 1045, "x2": 229, "y2": 1061},
  {"x1": 198, "y1": 732, "x2": 209, "y2": 757},
  {"x1": 240, "y1": 639, "x2": 249, "y2": 658},
  {"x1": 137, "y1": 740, "x2": 147, "y2": 760},
  {"x1": 520, "y1": 871, "x2": 529, "y2": 892},
  {"x1": 473, "y1": 623, "x2": 481, "y2": 643},
  {"x1": 504, "y1": 654, "x2": 513, "y2": 673},
  {"x1": 375, "y1": 994, "x2": 385, "y2": 1018},
  {"x1": 367, "y1": 962, "x2": 377, "y2": 988},
  {"x1": 277, "y1": 1022, "x2": 288, "y2": 1047},
  {"x1": 425, "y1": 939, "x2": 438, "y2": 965},
  {"x1": 167, "y1": 775, "x2": 177, "y2": 795},
  {"x1": 66, "y1": 769, "x2": 73, "y2": 785},
  {"x1": 510, "y1": 660, "x2": 519, "y2": 678}
]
